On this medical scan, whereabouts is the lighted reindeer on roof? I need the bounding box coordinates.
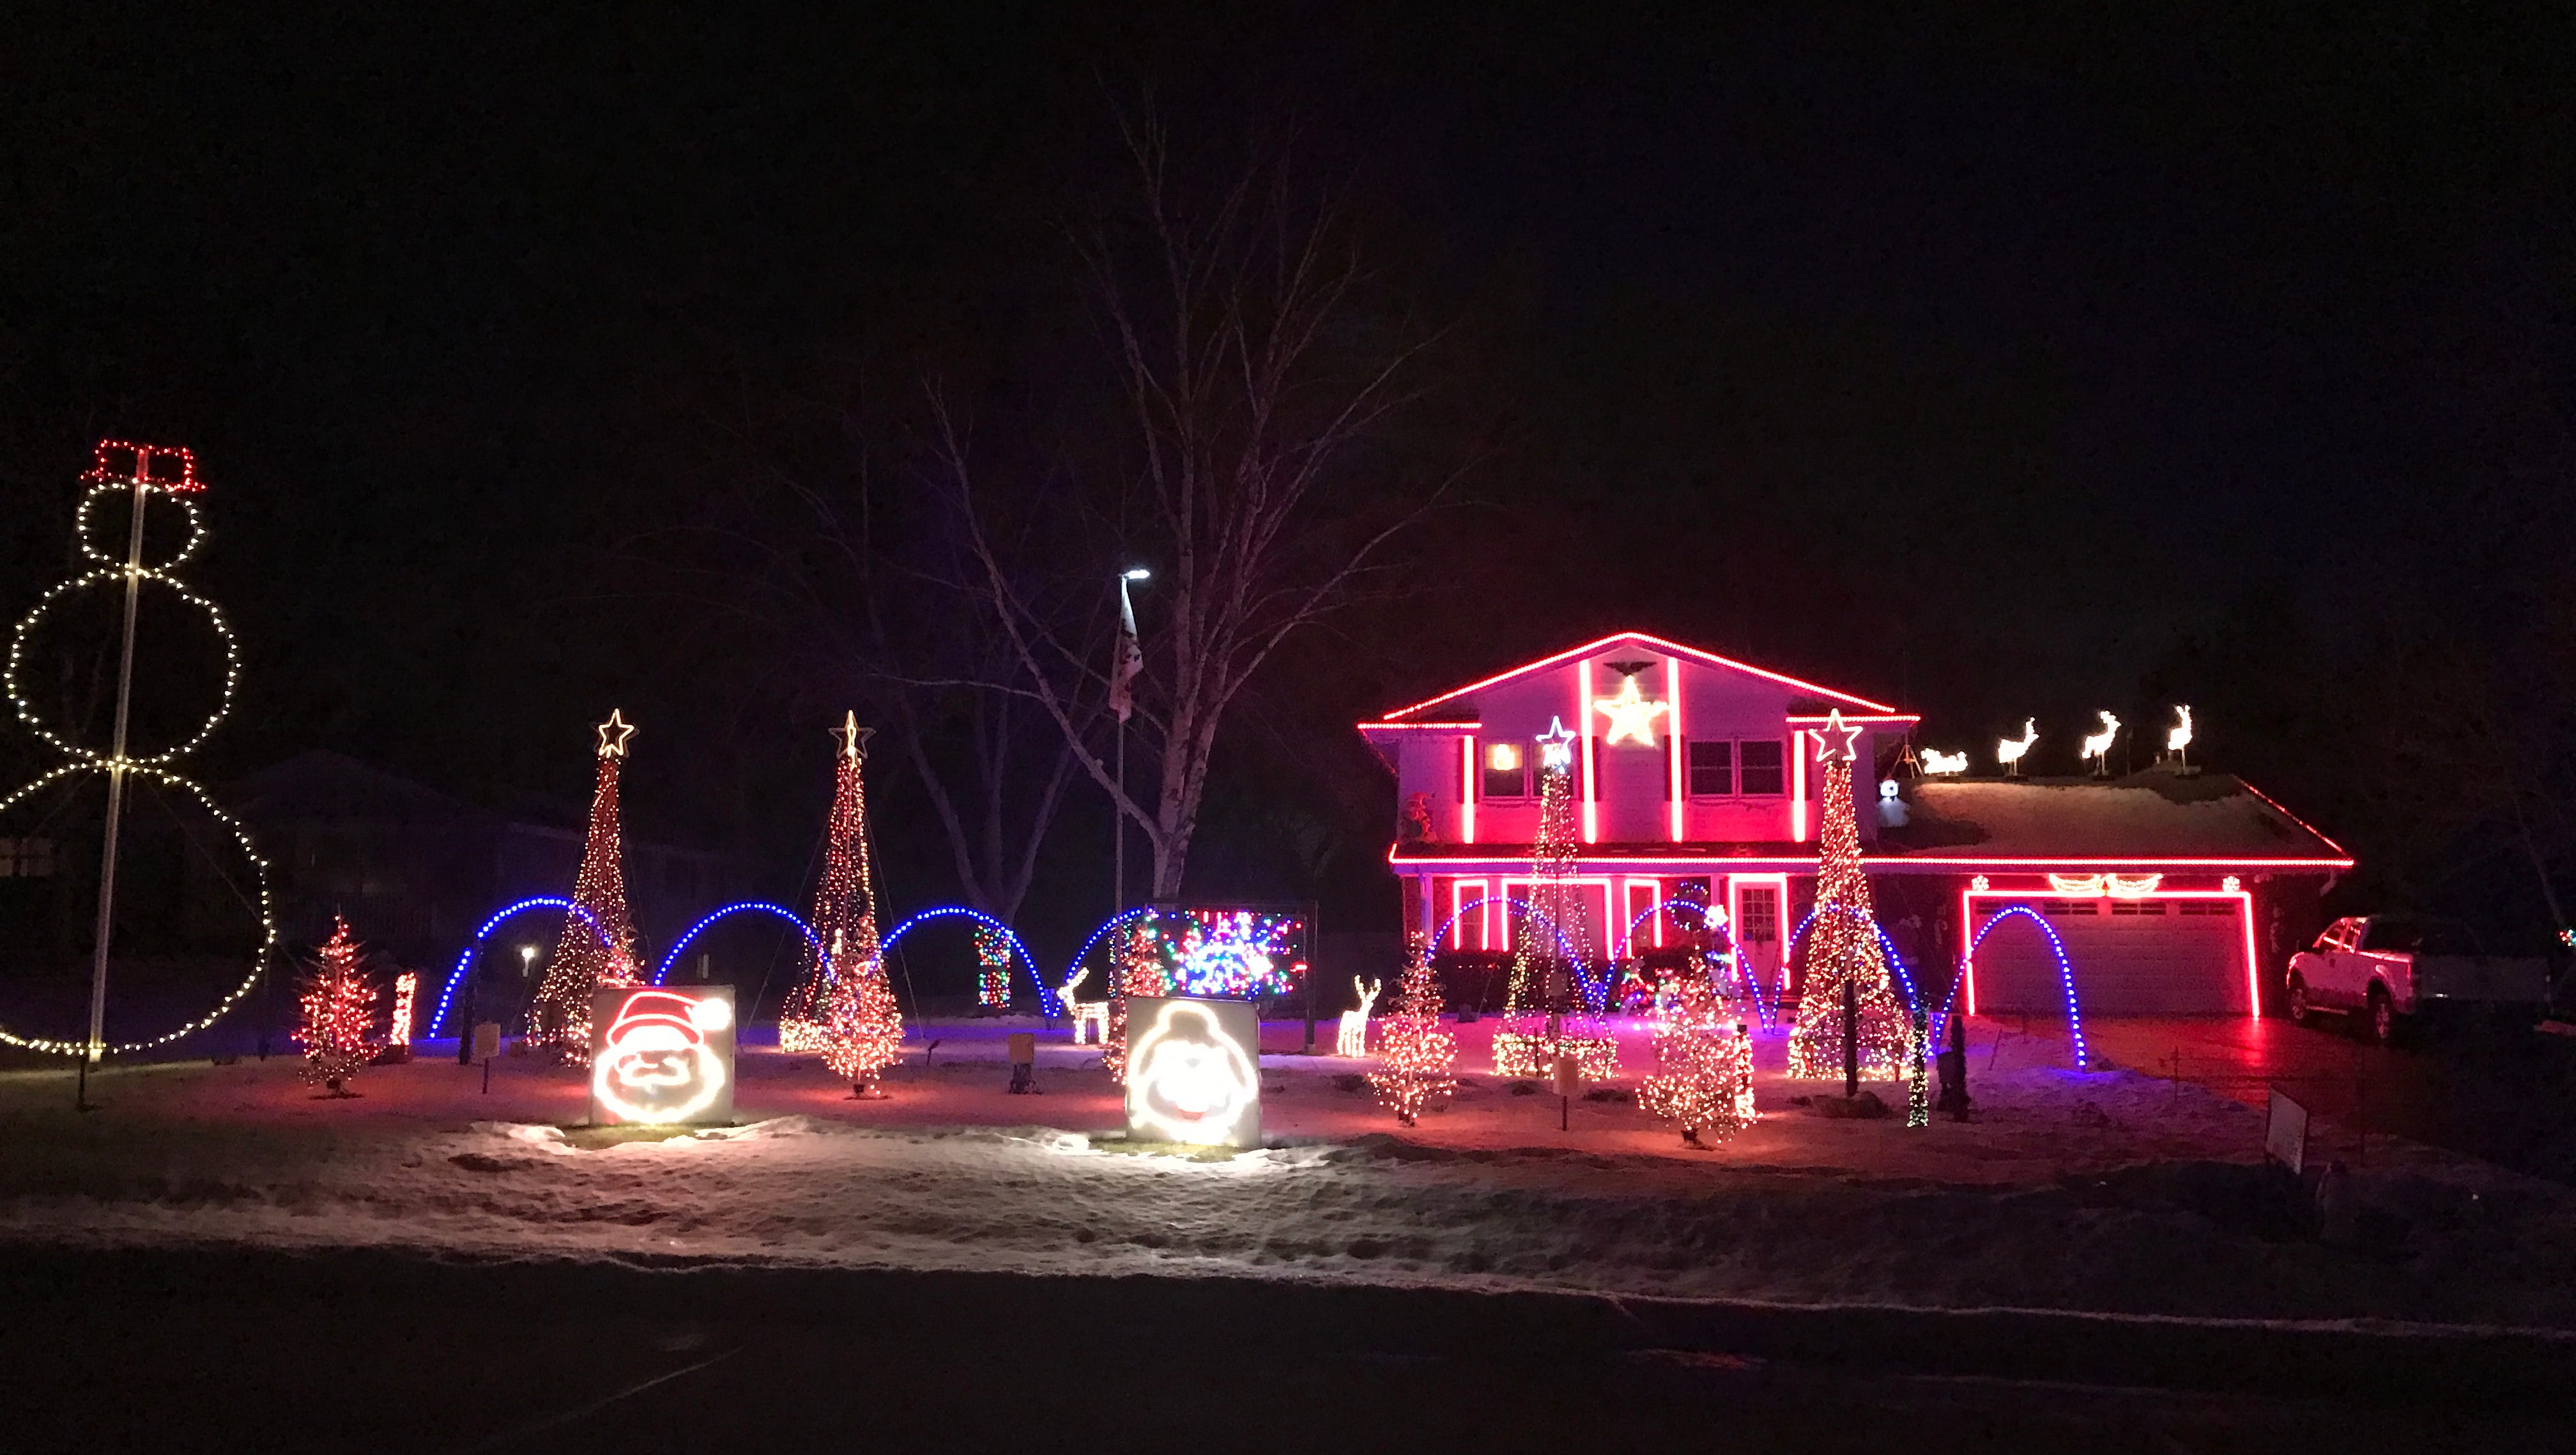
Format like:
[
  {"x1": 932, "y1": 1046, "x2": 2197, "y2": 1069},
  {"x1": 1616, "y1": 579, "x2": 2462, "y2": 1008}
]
[
  {"x1": 1995, "y1": 719, "x2": 2037, "y2": 775},
  {"x1": 2082, "y1": 711, "x2": 2122, "y2": 775}
]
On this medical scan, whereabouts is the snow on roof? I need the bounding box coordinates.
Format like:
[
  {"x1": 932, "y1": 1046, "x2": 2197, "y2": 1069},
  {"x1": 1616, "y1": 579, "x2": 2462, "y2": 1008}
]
[{"x1": 1890, "y1": 772, "x2": 2350, "y2": 865}]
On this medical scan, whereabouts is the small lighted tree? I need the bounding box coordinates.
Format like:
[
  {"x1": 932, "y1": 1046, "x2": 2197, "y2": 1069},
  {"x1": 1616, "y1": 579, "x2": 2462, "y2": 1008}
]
[
  {"x1": 1638, "y1": 959, "x2": 1756, "y2": 1147},
  {"x1": 1367, "y1": 934, "x2": 1457, "y2": 1126},
  {"x1": 820, "y1": 933, "x2": 903, "y2": 1097},
  {"x1": 295, "y1": 917, "x2": 376, "y2": 1096}
]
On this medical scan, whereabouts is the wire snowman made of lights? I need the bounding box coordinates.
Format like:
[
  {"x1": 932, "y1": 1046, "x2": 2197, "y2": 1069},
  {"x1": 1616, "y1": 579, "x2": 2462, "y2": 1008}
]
[{"x1": 0, "y1": 442, "x2": 275, "y2": 1061}]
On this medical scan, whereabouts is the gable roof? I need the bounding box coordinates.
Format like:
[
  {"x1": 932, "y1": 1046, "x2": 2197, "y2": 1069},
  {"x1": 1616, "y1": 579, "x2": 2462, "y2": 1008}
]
[{"x1": 1374, "y1": 630, "x2": 1901, "y2": 724}]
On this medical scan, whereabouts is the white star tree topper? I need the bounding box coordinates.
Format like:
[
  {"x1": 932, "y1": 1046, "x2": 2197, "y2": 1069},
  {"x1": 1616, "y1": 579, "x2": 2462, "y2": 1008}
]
[
  {"x1": 595, "y1": 710, "x2": 637, "y2": 759},
  {"x1": 1536, "y1": 717, "x2": 1578, "y2": 770},
  {"x1": 1812, "y1": 708, "x2": 1863, "y2": 764}
]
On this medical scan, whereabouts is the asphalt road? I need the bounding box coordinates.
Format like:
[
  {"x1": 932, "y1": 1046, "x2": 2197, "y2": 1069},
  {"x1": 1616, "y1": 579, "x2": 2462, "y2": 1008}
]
[{"x1": 5, "y1": 1248, "x2": 2567, "y2": 1454}]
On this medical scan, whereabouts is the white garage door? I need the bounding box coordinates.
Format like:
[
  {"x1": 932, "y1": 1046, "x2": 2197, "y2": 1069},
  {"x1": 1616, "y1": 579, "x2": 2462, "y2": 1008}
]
[{"x1": 1972, "y1": 899, "x2": 2249, "y2": 1016}]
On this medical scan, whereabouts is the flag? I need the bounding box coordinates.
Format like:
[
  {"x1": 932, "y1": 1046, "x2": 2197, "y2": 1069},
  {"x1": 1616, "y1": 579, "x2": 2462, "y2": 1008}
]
[{"x1": 1110, "y1": 584, "x2": 1142, "y2": 722}]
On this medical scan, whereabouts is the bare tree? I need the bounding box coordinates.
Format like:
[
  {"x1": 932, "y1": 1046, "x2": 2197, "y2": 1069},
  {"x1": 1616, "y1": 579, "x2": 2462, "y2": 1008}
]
[{"x1": 937, "y1": 117, "x2": 1454, "y2": 898}]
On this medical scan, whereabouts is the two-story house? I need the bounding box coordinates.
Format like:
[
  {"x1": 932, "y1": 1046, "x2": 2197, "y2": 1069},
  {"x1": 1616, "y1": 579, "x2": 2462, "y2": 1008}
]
[{"x1": 1360, "y1": 631, "x2": 2353, "y2": 1019}]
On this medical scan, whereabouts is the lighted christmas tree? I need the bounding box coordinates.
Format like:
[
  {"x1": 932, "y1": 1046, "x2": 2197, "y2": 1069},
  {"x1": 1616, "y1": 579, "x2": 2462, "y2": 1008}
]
[
  {"x1": 1786, "y1": 710, "x2": 1915, "y2": 1081},
  {"x1": 1367, "y1": 933, "x2": 1457, "y2": 1125},
  {"x1": 1100, "y1": 920, "x2": 1168, "y2": 1085},
  {"x1": 295, "y1": 916, "x2": 376, "y2": 1095},
  {"x1": 1638, "y1": 957, "x2": 1756, "y2": 1146},
  {"x1": 973, "y1": 924, "x2": 1012, "y2": 1011},
  {"x1": 528, "y1": 712, "x2": 643, "y2": 1061},
  {"x1": 781, "y1": 713, "x2": 882, "y2": 1052},
  {"x1": 1494, "y1": 718, "x2": 1617, "y2": 1079},
  {"x1": 803, "y1": 715, "x2": 903, "y2": 1093}
]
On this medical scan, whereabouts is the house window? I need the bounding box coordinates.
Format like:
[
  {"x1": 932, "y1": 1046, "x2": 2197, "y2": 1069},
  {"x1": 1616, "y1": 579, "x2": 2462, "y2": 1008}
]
[
  {"x1": 1686, "y1": 740, "x2": 1732, "y2": 796},
  {"x1": 1480, "y1": 741, "x2": 1527, "y2": 799},
  {"x1": 1735, "y1": 886, "x2": 1780, "y2": 944},
  {"x1": 0, "y1": 837, "x2": 54, "y2": 878},
  {"x1": 1738, "y1": 740, "x2": 1786, "y2": 796}
]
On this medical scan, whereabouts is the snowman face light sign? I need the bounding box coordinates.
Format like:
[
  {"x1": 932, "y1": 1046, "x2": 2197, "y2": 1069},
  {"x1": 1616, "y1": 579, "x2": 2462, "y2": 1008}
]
[
  {"x1": 588, "y1": 986, "x2": 737, "y2": 1125},
  {"x1": 1123, "y1": 996, "x2": 1262, "y2": 1148}
]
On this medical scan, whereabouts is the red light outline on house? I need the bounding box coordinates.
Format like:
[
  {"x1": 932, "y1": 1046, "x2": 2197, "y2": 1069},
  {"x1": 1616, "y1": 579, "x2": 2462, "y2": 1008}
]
[
  {"x1": 1372, "y1": 631, "x2": 1900, "y2": 722},
  {"x1": 1666, "y1": 654, "x2": 1686, "y2": 843}
]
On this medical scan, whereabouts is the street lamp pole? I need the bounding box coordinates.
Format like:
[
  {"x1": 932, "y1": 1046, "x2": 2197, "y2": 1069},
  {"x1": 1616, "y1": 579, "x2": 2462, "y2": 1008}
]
[{"x1": 1114, "y1": 568, "x2": 1149, "y2": 916}]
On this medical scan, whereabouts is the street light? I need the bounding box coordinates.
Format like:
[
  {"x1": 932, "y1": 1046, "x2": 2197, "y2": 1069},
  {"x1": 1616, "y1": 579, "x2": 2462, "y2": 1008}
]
[
  {"x1": 519, "y1": 945, "x2": 536, "y2": 977},
  {"x1": 1115, "y1": 568, "x2": 1150, "y2": 917}
]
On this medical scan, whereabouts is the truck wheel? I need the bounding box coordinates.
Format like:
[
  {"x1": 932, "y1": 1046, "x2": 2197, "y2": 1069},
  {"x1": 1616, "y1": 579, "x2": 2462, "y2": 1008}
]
[
  {"x1": 2367, "y1": 986, "x2": 2399, "y2": 1047},
  {"x1": 2287, "y1": 975, "x2": 2315, "y2": 1025}
]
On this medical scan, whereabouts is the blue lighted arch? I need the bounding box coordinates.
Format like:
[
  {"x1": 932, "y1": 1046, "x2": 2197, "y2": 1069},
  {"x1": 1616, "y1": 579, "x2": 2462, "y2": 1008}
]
[
  {"x1": 1787, "y1": 904, "x2": 1923, "y2": 1016},
  {"x1": 652, "y1": 901, "x2": 820, "y2": 986},
  {"x1": 1623, "y1": 894, "x2": 1725, "y2": 943},
  {"x1": 881, "y1": 906, "x2": 1045, "y2": 1012},
  {"x1": 1430, "y1": 894, "x2": 1582, "y2": 965},
  {"x1": 431, "y1": 897, "x2": 610, "y2": 1037},
  {"x1": 1968, "y1": 905, "x2": 2090, "y2": 1070},
  {"x1": 1066, "y1": 907, "x2": 1155, "y2": 990}
]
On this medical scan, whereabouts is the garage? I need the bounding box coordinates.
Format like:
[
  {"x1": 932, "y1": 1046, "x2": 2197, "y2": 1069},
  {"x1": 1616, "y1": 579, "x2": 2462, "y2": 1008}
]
[{"x1": 1968, "y1": 897, "x2": 2252, "y2": 1016}]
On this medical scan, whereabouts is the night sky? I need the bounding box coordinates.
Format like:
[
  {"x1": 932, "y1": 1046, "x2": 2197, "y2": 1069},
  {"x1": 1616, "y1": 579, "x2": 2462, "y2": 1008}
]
[{"x1": 4, "y1": 6, "x2": 2570, "y2": 952}]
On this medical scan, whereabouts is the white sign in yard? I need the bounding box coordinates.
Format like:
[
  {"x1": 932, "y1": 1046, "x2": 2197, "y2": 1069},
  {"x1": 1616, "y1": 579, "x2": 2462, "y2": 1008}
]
[
  {"x1": 1123, "y1": 996, "x2": 1263, "y2": 1148},
  {"x1": 2264, "y1": 1088, "x2": 2309, "y2": 1175}
]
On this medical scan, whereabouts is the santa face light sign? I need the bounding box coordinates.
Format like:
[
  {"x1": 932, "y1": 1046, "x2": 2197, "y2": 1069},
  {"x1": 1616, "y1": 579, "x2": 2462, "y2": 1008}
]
[
  {"x1": 1123, "y1": 995, "x2": 1262, "y2": 1149},
  {"x1": 589, "y1": 986, "x2": 737, "y2": 1126}
]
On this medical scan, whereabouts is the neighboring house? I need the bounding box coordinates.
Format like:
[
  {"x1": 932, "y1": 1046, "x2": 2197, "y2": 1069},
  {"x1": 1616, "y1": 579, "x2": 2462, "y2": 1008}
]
[
  {"x1": 223, "y1": 751, "x2": 733, "y2": 970},
  {"x1": 1357, "y1": 631, "x2": 2353, "y2": 1017}
]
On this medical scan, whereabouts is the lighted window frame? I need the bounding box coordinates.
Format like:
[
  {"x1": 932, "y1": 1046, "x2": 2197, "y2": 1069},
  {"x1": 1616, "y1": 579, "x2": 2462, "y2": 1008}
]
[
  {"x1": 1478, "y1": 739, "x2": 1530, "y2": 800},
  {"x1": 1682, "y1": 737, "x2": 1788, "y2": 799}
]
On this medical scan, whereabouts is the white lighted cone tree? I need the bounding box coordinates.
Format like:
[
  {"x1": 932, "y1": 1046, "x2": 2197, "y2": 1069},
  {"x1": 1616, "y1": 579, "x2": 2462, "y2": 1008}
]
[
  {"x1": 1494, "y1": 719, "x2": 1617, "y2": 1080},
  {"x1": 1638, "y1": 958, "x2": 1756, "y2": 1146},
  {"x1": 1786, "y1": 712, "x2": 1915, "y2": 1081},
  {"x1": 528, "y1": 712, "x2": 643, "y2": 1062},
  {"x1": 0, "y1": 441, "x2": 275, "y2": 1064},
  {"x1": 295, "y1": 916, "x2": 376, "y2": 1095},
  {"x1": 1367, "y1": 933, "x2": 1457, "y2": 1125}
]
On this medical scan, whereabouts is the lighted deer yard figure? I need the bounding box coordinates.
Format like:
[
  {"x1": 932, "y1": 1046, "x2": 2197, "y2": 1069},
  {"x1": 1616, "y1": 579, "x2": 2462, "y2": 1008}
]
[
  {"x1": 1996, "y1": 719, "x2": 2038, "y2": 775},
  {"x1": 2165, "y1": 705, "x2": 2193, "y2": 764},
  {"x1": 1059, "y1": 968, "x2": 1110, "y2": 1046},
  {"x1": 2082, "y1": 711, "x2": 2122, "y2": 775},
  {"x1": 1337, "y1": 976, "x2": 1383, "y2": 1057}
]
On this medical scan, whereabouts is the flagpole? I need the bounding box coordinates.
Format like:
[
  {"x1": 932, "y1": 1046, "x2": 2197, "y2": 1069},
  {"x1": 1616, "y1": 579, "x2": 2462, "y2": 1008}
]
[{"x1": 1113, "y1": 568, "x2": 1149, "y2": 917}]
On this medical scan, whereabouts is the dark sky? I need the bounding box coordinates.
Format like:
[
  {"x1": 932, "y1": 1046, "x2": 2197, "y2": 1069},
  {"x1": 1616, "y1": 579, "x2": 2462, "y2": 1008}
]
[{"x1": 4, "y1": 5, "x2": 2569, "y2": 942}]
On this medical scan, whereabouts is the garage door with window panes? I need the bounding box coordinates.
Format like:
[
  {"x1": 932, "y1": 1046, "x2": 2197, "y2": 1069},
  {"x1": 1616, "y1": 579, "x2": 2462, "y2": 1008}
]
[{"x1": 1973, "y1": 897, "x2": 2250, "y2": 1015}]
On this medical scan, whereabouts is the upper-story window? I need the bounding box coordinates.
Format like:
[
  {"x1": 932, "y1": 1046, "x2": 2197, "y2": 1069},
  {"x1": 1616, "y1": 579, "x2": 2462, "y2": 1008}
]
[
  {"x1": 1685, "y1": 738, "x2": 1786, "y2": 797},
  {"x1": 1479, "y1": 741, "x2": 1528, "y2": 800}
]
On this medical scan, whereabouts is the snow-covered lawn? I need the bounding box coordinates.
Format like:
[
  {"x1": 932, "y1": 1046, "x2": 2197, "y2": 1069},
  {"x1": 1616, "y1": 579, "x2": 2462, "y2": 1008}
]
[{"x1": 4, "y1": 1017, "x2": 2573, "y2": 1329}]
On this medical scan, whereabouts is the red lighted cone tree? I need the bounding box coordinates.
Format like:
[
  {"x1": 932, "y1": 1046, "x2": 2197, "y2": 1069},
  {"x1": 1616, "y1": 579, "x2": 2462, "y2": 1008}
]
[
  {"x1": 1785, "y1": 710, "x2": 1913, "y2": 1081},
  {"x1": 783, "y1": 713, "x2": 882, "y2": 1051},
  {"x1": 806, "y1": 715, "x2": 903, "y2": 1093},
  {"x1": 1367, "y1": 933, "x2": 1457, "y2": 1125},
  {"x1": 295, "y1": 916, "x2": 376, "y2": 1095},
  {"x1": 530, "y1": 712, "x2": 643, "y2": 1060},
  {"x1": 1100, "y1": 921, "x2": 1168, "y2": 1085},
  {"x1": 1639, "y1": 959, "x2": 1756, "y2": 1145}
]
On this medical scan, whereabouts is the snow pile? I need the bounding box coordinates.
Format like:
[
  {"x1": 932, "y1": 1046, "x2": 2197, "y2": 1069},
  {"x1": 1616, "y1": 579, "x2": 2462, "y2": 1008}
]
[{"x1": 3, "y1": 1028, "x2": 2573, "y2": 1330}]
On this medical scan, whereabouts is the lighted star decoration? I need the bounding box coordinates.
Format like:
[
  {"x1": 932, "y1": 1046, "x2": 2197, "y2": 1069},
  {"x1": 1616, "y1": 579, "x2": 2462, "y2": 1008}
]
[
  {"x1": 831, "y1": 710, "x2": 874, "y2": 761},
  {"x1": 595, "y1": 710, "x2": 637, "y2": 759},
  {"x1": 1536, "y1": 716, "x2": 1578, "y2": 770},
  {"x1": 1591, "y1": 673, "x2": 1670, "y2": 748},
  {"x1": 1811, "y1": 708, "x2": 1862, "y2": 764}
]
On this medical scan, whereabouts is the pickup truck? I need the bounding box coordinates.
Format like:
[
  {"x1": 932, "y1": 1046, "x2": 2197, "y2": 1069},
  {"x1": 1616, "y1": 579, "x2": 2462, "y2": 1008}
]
[{"x1": 2286, "y1": 915, "x2": 2551, "y2": 1044}]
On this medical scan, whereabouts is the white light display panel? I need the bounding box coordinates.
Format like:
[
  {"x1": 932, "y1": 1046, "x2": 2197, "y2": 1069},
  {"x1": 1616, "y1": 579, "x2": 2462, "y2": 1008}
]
[
  {"x1": 1123, "y1": 995, "x2": 1263, "y2": 1149},
  {"x1": 589, "y1": 984, "x2": 737, "y2": 1126}
]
